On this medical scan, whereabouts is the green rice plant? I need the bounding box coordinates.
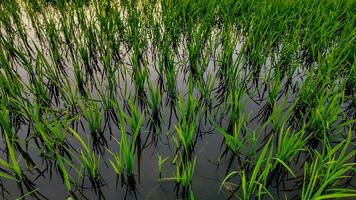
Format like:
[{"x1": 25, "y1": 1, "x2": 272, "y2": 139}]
[
  {"x1": 0, "y1": 0, "x2": 30, "y2": 53},
  {"x1": 96, "y1": 46, "x2": 119, "y2": 112},
  {"x1": 107, "y1": 99, "x2": 144, "y2": 186},
  {"x1": 186, "y1": 27, "x2": 208, "y2": 80},
  {"x1": 22, "y1": 2, "x2": 43, "y2": 41},
  {"x1": 69, "y1": 127, "x2": 101, "y2": 182},
  {"x1": 291, "y1": 72, "x2": 325, "y2": 125},
  {"x1": 165, "y1": 67, "x2": 177, "y2": 102},
  {"x1": 43, "y1": 17, "x2": 64, "y2": 73},
  {"x1": 258, "y1": 69, "x2": 283, "y2": 122},
  {"x1": 107, "y1": 146, "x2": 123, "y2": 177},
  {"x1": 226, "y1": 85, "x2": 247, "y2": 132},
  {"x1": 263, "y1": 125, "x2": 308, "y2": 186},
  {"x1": 78, "y1": 46, "x2": 96, "y2": 84},
  {"x1": 55, "y1": 77, "x2": 79, "y2": 114},
  {"x1": 260, "y1": 96, "x2": 295, "y2": 139},
  {"x1": 0, "y1": 101, "x2": 45, "y2": 198},
  {"x1": 301, "y1": 129, "x2": 356, "y2": 200},
  {"x1": 54, "y1": 146, "x2": 82, "y2": 193},
  {"x1": 41, "y1": 116, "x2": 77, "y2": 192},
  {"x1": 0, "y1": 50, "x2": 26, "y2": 108},
  {"x1": 0, "y1": 130, "x2": 45, "y2": 199},
  {"x1": 220, "y1": 138, "x2": 274, "y2": 200},
  {"x1": 64, "y1": 61, "x2": 86, "y2": 99},
  {"x1": 306, "y1": 89, "x2": 347, "y2": 146},
  {"x1": 128, "y1": 7, "x2": 148, "y2": 98},
  {"x1": 274, "y1": 126, "x2": 307, "y2": 171},
  {"x1": 58, "y1": 5, "x2": 75, "y2": 58},
  {"x1": 56, "y1": 154, "x2": 72, "y2": 191},
  {"x1": 157, "y1": 154, "x2": 168, "y2": 178},
  {"x1": 197, "y1": 74, "x2": 216, "y2": 111},
  {"x1": 0, "y1": 124, "x2": 23, "y2": 182},
  {"x1": 344, "y1": 62, "x2": 355, "y2": 121},
  {"x1": 146, "y1": 81, "x2": 162, "y2": 141},
  {"x1": 79, "y1": 98, "x2": 103, "y2": 135},
  {"x1": 266, "y1": 70, "x2": 282, "y2": 105},
  {"x1": 15, "y1": 188, "x2": 41, "y2": 200},
  {"x1": 5, "y1": 96, "x2": 73, "y2": 170},
  {"x1": 173, "y1": 93, "x2": 199, "y2": 158},
  {"x1": 147, "y1": 81, "x2": 162, "y2": 119},
  {"x1": 34, "y1": 51, "x2": 63, "y2": 106},
  {"x1": 131, "y1": 58, "x2": 148, "y2": 98},
  {"x1": 0, "y1": 100, "x2": 16, "y2": 140},
  {"x1": 214, "y1": 108, "x2": 261, "y2": 175},
  {"x1": 7, "y1": 47, "x2": 54, "y2": 108},
  {"x1": 27, "y1": 104, "x2": 58, "y2": 158},
  {"x1": 174, "y1": 156, "x2": 196, "y2": 198},
  {"x1": 160, "y1": 47, "x2": 177, "y2": 102},
  {"x1": 127, "y1": 97, "x2": 145, "y2": 139},
  {"x1": 219, "y1": 21, "x2": 237, "y2": 81},
  {"x1": 46, "y1": 116, "x2": 74, "y2": 152},
  {"x1": 214, "y1": 113, "x2": 257, "y2": 158},
  {"x1": 162, "y1": 154, "x2": 197, "y2": 200}
]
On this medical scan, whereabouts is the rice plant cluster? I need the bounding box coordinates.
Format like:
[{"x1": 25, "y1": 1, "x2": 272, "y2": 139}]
[{"x1": 0, "y1": 0, "x2": 355, "y2": 199}]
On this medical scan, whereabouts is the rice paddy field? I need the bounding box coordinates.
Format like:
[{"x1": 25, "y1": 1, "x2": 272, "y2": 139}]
[{"x1": 0, "y1": 0, "x2": 355, "y2": 199}]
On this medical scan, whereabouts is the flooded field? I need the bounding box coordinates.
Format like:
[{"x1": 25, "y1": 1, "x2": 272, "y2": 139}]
[{"x1": 0, "y1": 0, "x2": 355, "y2": 199}]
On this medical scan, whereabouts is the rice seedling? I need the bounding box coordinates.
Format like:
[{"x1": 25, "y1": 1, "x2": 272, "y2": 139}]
[
  {"x1": 173, "y1": 92, "x2": 199, "y2": 159},
  {"x1": 107, "y1": 98, "x2": 144, "y2": 191},
  {"x1": 265, "y1": 125, "x2": 308, "y2": 187},
  {"x1": 214, "y1": 113, "x2": 254, "y2": 157},
  {"x1": 79, "y1": 97, "x2": 103, "y2": 136},
  {"x1": 306, "y1": 89, "x2": 347, "y2": 146},
  {"x1": 127, "y1": 97, "x2": 145, "y2": 142},
  {"x1": 218, "y1": 21, "x2": 238, "y2": 81},
  {"x1": 56, "y1": 153, "x2": 73, "y2": 192},
  {"x1": 0, "y1": 101, "x2": 49, "y2": 199},
  {"x1": 258, "y1": 69, "x2": 283, "y2": 122},
  {"x1": 145, "y1": 81, "x2": 162, "y2": 144},
  {"x1": 69, "y1": 128, "x2": 102, "y2": 184},
  {"x1": 301, "y1": 129, "x2": 356, "y2": 200},
  {"x1": 157, "y1": 154, "x2": 168, "y2": 178},
  {"x1": 160, "y1": 47, "x2": 178, "y2": 102},
  {"x1": 161, "y1": 152, "x2": 197, "y2": 199},
  {"x1": 214, "y1": 113, "x2": 260, "y2": 177},
  {"x1": 197, "y1": 74, "x2": 216, "y2": 112},
  {"x1": 226, "y1": 84, "x2": 247, "y2": 133},
  {"x1": 0, "y1": 119, "x2": 24, "y2": 182},
  {"x1": 221, "y1": 138, "x2": 274, "y2": 200},
  {"x1": 174, "y1": 156, "x2": 197, "y2": 199},
  {"x1": 0, "y1": 50, "x2": 26, "y2": 108},
  {"x1": 147, "y1": 81, "x2": 162, "y2": 121}
]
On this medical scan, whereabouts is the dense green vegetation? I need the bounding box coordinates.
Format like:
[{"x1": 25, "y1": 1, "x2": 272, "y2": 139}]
[{"x1": 0, "y1": 0, "x2": 355, "y2": 199}]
